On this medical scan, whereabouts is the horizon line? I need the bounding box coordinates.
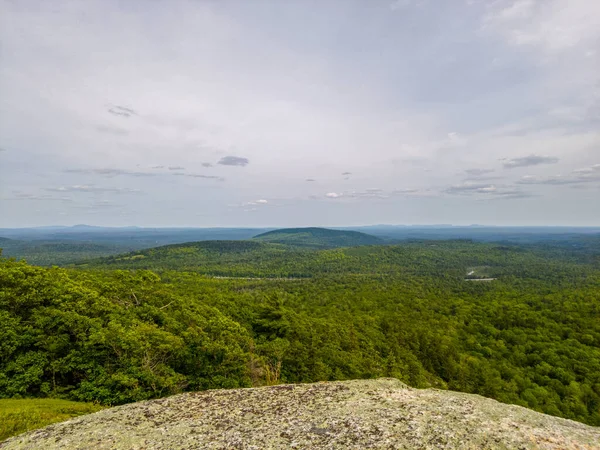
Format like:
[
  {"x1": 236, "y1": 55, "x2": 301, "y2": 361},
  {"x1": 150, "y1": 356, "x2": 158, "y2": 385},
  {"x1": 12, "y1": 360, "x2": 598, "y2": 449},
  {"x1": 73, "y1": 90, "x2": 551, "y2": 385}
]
[{"x1": 2, "y1": 224, "x2": 600, "y2": 230}]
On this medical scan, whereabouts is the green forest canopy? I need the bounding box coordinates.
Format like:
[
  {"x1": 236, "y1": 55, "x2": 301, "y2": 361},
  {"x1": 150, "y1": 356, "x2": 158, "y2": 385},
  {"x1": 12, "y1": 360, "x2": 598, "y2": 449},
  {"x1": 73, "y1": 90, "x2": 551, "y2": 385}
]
[{"x1": 1, "y1": 236, "x2": 599, "y2": 426}]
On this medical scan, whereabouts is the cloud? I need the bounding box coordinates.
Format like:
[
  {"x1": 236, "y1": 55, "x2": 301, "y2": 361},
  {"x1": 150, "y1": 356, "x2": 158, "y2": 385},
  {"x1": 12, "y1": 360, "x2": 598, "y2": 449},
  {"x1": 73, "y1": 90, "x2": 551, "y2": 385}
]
[
  {"x1": 483, "y1": 0, "x2": 600, "y2": 53},
  {"x1": 244, "y1": 199, "x2": 269, "y2": 206},
  {"x1": 6, "y1": 191, "x2": 67, "y2": 201},
  {"x1": 517, "y1": 175, "x2": 576, "y2": 186},
  {"x1": 390, "y1": 0, "x2": 424, "y2": 11},
  {"x1": 517, "y1": 165, "x2": 600, "y2": 185},
  {"x1": 0, "y1": 147, "x2": 6, "y2": 152},
  {"x1": 488, "y1": 190, "x2": 535, "y2": 200},
  {"x1": 502, "y1": 155, "x2": 559, "y2": 169},
  {"x1": 445, "y1": 183, "x2": 499, "y2": 195},
  {"x1": 573, "y1": 163, "x2": 600, "y2": 174},
  {"x1": 444, "y1": 182, "x2": 532, "y2": 199},
  {"x1": 305, "y1": 178, "x2": 316, "y2": 182},
  {"x1": 64, "y1": 168, "x2": 156, "y2": 177},
  {"x1": 45, "y1": 185, "x2": 141, "y2": 194},
  {"x1": 391, "y1": 188, "x2": 423, "y2": 196},
  {"x1": 107, "y1": 105, "x2": 137, "y2": 117},
  {"x1": 71, "y1": 199, "x2": 122, "y2": 209},
  {"x1": 187, "y1": 173, "x2": 223, "y2": 180},
  {"x1": 390, "y1": 0, "x2": 409, "y2": 10},
  {"x1": 346, "y1": 190, "x2": 388, "y2": 199},
  {"x1": 485, "y1": 0, "x2": 535, "y2": 24},
  {"x1": 465, "y1": 168, "x2": 495, "y2": 176},
  {"x1": 463, "y1": 168, "x2": 504, "y2": 182},
  {"x1": 96, "y1": 125, "x2": 129, "y2": 136},
  {"x1": 322, "y1": 190, "x2": 388, "y2": 200},
  {"x1": 218, "y1": 156, "x2": 249, "y2": 166},
  {"x1": 168, "y1": 166, "x2": 185, "y2": 170},
  {"x1": 342, "y1": 172, "x2": 352, "y2": 176},
  {"x1": 1, "y1": 1, "x2": 598, "y2": 226},
  {"x1": 312, "y1": 188, "x2": 432, "y2": 201}
]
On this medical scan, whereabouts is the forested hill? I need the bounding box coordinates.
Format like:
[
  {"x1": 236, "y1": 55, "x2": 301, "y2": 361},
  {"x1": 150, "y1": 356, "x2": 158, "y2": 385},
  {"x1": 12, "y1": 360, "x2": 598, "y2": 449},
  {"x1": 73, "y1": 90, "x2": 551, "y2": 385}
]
[
  {"x1": 78, "y1": 240, "x2": 307, "y2": 275},
  {"x1": 252, "y1": 227, "x2": 383, "y2": 248}
]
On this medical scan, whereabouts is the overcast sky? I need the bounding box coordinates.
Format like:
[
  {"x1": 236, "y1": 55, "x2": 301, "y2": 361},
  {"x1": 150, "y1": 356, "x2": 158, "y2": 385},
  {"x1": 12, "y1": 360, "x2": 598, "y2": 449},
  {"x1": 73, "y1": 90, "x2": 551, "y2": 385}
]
[{"x1": 1, "y1": 0, "x2": 599, "y2": 227}]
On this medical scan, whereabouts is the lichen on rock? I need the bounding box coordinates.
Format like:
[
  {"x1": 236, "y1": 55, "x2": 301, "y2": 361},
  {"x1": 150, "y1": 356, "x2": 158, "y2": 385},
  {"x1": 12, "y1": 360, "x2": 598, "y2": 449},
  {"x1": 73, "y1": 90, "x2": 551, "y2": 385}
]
[{"x1": 2, "y1": 379, "x2": 599, "y2": 449}]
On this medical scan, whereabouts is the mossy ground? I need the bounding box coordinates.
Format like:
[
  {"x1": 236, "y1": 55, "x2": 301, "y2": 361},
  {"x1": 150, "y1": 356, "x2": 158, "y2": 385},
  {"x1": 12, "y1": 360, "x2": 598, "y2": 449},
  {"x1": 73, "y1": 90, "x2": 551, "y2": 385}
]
[{"x1": 0, "y1": 399, "x2": 103, "y2": 441}]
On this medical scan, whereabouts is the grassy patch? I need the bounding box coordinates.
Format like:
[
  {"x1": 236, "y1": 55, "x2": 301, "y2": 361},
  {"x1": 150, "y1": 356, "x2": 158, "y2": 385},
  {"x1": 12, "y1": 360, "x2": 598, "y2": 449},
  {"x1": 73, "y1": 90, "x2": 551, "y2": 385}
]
[{"x1": 0, "y1": 398, "x2": 104, "y2": 442}]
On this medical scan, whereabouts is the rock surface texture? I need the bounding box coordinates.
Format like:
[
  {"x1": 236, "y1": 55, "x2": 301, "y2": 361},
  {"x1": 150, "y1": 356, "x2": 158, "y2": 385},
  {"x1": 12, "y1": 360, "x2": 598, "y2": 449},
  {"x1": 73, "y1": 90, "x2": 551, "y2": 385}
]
[{"x1": 2, "y1": 379, "x2": 599, "y2": 449}]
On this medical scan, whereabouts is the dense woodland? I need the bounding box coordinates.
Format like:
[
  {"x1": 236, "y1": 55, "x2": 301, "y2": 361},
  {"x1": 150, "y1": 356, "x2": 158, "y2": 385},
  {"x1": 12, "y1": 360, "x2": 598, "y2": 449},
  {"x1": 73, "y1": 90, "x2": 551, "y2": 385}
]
[{"x1": 1, "y1": 232, "x2": 599, "y2": 426}]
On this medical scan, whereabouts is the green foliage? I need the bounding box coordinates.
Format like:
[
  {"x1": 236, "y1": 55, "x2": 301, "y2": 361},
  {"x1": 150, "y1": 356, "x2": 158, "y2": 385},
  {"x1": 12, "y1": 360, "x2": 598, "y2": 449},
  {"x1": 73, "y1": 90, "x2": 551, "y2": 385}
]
[
  {"x1": 1, "y1": 237, "x2": 600, "y2": 427},
  {"x1": 0, "y1": 398, "x2": 103, "y2": 441},
  {"x1": 0, "y1": 260, "x2": 252, "y2": 405}
]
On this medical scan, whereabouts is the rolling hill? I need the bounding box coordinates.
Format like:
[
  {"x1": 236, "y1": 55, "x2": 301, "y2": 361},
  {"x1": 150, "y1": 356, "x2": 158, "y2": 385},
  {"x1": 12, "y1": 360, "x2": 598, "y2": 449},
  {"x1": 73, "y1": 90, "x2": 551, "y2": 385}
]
[
  {"x1": 76, "y1": 240, "x2": 308, "y2": 276},
  {"x1": 252, "y1": 227, "x2": 383, "y2": 248}
]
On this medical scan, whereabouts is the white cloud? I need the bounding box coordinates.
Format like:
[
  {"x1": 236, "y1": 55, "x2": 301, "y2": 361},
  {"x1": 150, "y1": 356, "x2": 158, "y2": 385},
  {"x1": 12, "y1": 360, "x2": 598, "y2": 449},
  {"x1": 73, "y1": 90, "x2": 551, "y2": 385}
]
[
  {"x1": 390, "y1": 0, "x2": 411, "y2": 11},
  {"x1": 518, "y1": 164, "x2": 600, "y2": 185},
  {"x1": 493, "y1": 0, "x2": 535, "y2": 22},
  {"x1": 574, "y1": 164, "x2": 600, "y2": 174},
  {"x1": 445, "y1": 182, "x2": 532, "y2": 199},
  {"x1": 45, "y1": 185, "x2": 141, "y2": 194},
  {"x1": 64, "y1": 168, "x2": 156, "y2": 177},
  {"x1": 465, "y1": 168, "x2": 495, "y2": 176},
  {"x1": 0, "y1": 0, "x2": 598, "y2": 226},
  {"x1": 481, "y1": 0, "x2": 600, "y2": 141},
  {"x1": 392, "y1": 188, "x2": 420, "y2": 195},
  {"x1": 483, "y1": 0, "x2": 600, "y2": 53},
  {"x1": 316, "y1": 188, "x2": 430, "y2": 201},
  {"x1": 503, "y1": 155, "x2": 559, "y2": 169},
  {"x1": 243, "y1": 199, "x2": 269, "y2": 206}
]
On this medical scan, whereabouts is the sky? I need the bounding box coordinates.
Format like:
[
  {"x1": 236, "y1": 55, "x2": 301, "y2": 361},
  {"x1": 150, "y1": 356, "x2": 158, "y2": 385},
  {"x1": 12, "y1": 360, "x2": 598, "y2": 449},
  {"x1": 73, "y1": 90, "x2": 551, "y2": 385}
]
[{"x1": 0, "y1": 0, "x2": 599, "y2": 227}]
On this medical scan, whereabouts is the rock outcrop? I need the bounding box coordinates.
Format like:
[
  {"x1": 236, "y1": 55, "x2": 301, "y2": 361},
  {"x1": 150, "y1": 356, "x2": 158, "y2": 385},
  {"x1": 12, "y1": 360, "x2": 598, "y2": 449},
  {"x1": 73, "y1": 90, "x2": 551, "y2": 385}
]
[{"x1": 2, "y1": 379, "x2": 599, "y2": 449}]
